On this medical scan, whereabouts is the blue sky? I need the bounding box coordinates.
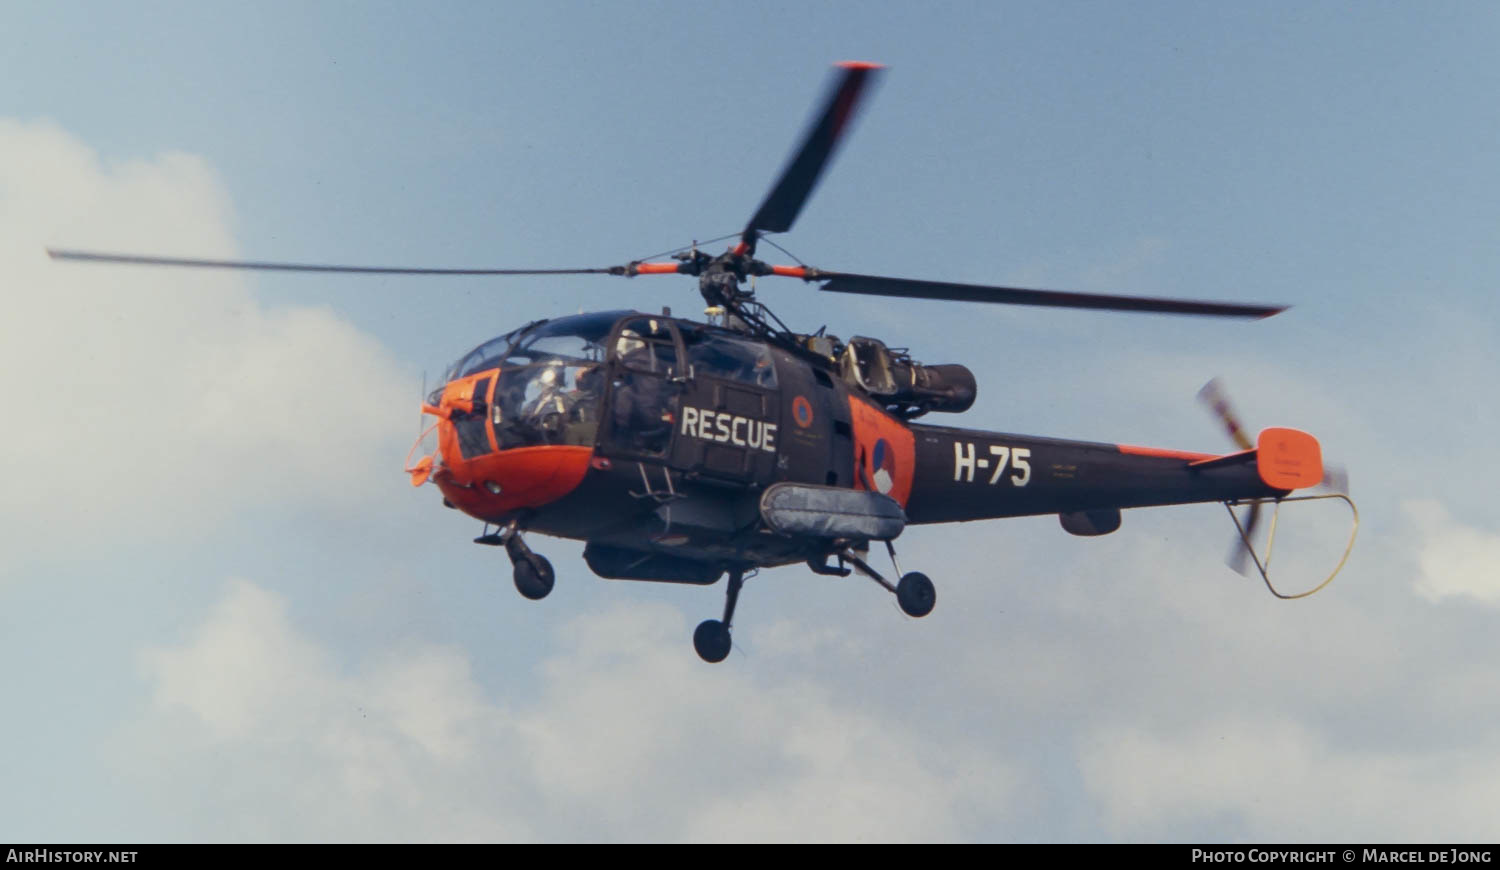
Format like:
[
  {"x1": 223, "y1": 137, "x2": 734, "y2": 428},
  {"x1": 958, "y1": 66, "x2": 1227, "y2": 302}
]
[{"x1": 3, "y1": 1, "x2": 1499, "y2": 842}]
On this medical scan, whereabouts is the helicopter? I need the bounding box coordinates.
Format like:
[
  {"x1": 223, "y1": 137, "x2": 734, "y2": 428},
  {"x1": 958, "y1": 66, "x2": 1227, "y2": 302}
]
[{"x1": 49, "y1": 62, "x2": 1355, "y2": 663}]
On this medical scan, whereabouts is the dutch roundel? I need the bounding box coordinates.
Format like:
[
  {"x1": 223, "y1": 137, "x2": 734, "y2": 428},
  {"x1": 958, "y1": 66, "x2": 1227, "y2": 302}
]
[
  {"x1": 871, "y1": 438, "x2": 896, "y2": 494},
  {"x1": 792, "y1": 395, "x2": 814, "y2": 428}
]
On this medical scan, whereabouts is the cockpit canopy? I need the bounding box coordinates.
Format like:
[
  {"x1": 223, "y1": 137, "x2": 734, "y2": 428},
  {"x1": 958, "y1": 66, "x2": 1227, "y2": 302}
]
[
  {"x1": 437, "y1": 311, "x2": 633, "y2": 455},
  {"x1": 435, "y1": 310, "x2": 785, "y2": 457},
  {"x1": 443, "y1": 310, "x2": 627, "y2": 384}
]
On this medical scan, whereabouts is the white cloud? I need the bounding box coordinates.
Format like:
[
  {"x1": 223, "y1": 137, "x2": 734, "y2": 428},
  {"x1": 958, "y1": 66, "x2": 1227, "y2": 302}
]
[
  {"x1": 1081, "y1": 715, "x2": 1500, "y2": 842},
  {"x1": 1405, "y1": 499, "x2": 1500, "y2": 606},
  {"x1": 123, "y1": 580, "x2": 1015, "y2": 842},
  {"x1": 0, "y1": 119, "x2": 413, "y2": 574},
  {"x1": 126, "y1": 580, "x2": 531, "y2": 842}
]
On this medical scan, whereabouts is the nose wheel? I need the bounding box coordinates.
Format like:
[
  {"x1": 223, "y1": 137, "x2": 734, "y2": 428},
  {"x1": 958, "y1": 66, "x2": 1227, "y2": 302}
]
[
  {"x1": 505, "y1": 534, "x2": 555, "y2": 600},
  {"x1": 475, "y1": 522, "x2": 555, "y2": 601},
  {"x1": 512, "y1": 552, "x2": 555, "y2": 600}
]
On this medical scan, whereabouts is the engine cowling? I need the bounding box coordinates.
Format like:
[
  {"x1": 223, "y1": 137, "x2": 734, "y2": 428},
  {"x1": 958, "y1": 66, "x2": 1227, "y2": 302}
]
[{"x1": 840, "y1": 336, "x2": 977, "y2": 416}]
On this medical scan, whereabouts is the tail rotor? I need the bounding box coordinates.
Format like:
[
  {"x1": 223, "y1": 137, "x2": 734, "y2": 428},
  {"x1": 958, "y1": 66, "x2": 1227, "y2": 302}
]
[{"x1": 1196, "y1": 378, "x2": 1260, "y2": 574}]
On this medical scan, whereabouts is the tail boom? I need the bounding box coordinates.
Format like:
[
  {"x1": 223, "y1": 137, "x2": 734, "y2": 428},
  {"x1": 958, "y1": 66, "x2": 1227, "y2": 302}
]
[{"x1": 903, "y1": 423, "x2": 1321, "y2": 525}]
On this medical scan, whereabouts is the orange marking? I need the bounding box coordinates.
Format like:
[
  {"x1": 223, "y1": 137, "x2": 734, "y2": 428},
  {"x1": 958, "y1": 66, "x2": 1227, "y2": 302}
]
[
  {"x1": 1188, "y1": 448, "x2": 1255, "y2": 469},
  {"x1": 482, "y1": 375, "x2": 501, "y2": 453},
  {"x1": 770, "y1": 265, "x2": 807, "y2": 278},
  {"x1": 846, "y1": 395, "x2": 915, "y2": 507},
  {"x1": 1117, "y1": 444, "x2": 1218, "y2": 462},
  {"x1": 791, "y1": 395, "x2": 814, "y2": 428},
  {"x1": 404, "y1": 420, "x2": 441, "y2": 486},
  {"x1": 436, "y1": 445, "x2": 595, "y2": 520},
  {"x1": 632, "y1": 262, "x2": 680, "y2": 275},
  {"x1": 435, "y1": 372, "x2": 494, "y2": 468},
  {"x1": 730, "y1": 241, "x2": 751, "y2": 257},
  {"x1": 1256, "y1": 427, "x2": 1323, "y2": 490},
  {"x1": 836, "y1": 60, "x2": 886, "y2": 70},
  {"x1": 407, "y1": 456, "x2": 433, "y2": 487}
]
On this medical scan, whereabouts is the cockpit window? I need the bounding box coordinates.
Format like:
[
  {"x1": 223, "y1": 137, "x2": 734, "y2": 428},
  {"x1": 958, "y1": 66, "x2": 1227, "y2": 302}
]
[
  {"x1": 445, "y1": 327, "x2": 526, "y2": 382},
  {"x1": 491, "y1": 362, "x2": 606, "y2": 448},
  {"x1": 611, "y1": 316, "x2": 678, "y2": 375},
  {"x1": 506, "y1": 311, "x2": 624, "y2": 366},
  {"x1": 446, "y1": 311, "x2": 627, "y2": 381},
  {"x1": 682, "y1": 326, "x2": 777, "y2": 388}
]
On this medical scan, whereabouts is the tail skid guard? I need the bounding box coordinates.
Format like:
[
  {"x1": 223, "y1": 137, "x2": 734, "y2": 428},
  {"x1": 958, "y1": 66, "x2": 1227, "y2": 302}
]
[{"x1": 1223, "y1": 493, "x2": 1358, "y2": 599}]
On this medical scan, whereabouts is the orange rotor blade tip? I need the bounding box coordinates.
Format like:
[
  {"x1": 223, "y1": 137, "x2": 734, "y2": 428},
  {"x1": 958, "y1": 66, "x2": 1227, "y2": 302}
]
[
  {"x1": 836, "y1": 60, "x2": 886, "y2": 70},
  {"x1": 633, "y1": 262, "x2": 681, "y2": 275}
]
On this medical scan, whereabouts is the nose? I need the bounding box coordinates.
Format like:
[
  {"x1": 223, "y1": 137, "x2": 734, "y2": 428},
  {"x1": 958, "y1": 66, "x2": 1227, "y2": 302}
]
[{"x1": 432, "y1": 442, "x2": 595, "y2": 521}]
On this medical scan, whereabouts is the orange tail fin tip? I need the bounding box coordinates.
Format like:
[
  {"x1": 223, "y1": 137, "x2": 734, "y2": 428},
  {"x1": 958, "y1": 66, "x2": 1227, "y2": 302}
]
[{"x1": 1255, "y1": 427, "x2": 1323, "y2": 490}]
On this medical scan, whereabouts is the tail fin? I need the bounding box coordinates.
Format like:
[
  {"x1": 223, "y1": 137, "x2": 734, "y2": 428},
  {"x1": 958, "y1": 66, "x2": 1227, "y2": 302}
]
[{"x1": 1255, "y1": 427, "x2": 1323, "y2": 490}]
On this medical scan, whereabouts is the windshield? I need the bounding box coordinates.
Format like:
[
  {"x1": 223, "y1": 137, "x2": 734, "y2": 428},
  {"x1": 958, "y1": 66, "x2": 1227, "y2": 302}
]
[
  {"x1": 444, "y1": 310, "x2": 627, "y2": 382},
  {"x1": 492, "y1": 362, "x2": 606, "y2": 448}
]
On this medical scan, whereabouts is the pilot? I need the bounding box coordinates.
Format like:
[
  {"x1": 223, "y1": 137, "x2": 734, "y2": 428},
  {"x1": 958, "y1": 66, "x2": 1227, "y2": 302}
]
[
  {"x1": 572, "y1": 362, "x2": 605, "y2": 414},
  {"x1": 615, "y1": 329, "x2": 650, "y2": 369},
  {"x1": 751, "y1": 353, "x2": 775, "y2": 387},
  {"x1": 611, "y1": 330, "x2": 672, "y2": 453}
]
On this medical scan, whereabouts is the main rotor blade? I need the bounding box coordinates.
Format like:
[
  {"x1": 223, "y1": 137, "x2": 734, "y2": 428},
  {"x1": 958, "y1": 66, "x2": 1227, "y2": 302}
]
[
  {"x1": 808, "y1": 270, "x2": 1287, "y2": 319},
  {"x1": 48, "y1": 249, "x2": 621, "y2": 276},
  {"x1": 742, "y1": 62, "x2": 883, "y2": 243}
]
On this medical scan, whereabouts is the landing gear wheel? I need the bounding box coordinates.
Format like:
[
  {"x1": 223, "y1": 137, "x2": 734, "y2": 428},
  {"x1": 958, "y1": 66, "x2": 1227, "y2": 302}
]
[
  {"x1": 896, "y1": 571, "x2": 936, "y2": 617},
  {"x1": 513, "y1": 554, "x2": 555, "y2": 601},
  {"x1": 693, "y1": 619, "x2": 732, "y2": 663}
]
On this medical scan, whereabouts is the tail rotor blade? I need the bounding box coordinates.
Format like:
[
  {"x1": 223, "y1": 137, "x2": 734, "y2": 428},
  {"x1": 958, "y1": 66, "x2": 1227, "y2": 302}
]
[
  {"x1": 1228, "y1": 502, "x2": 1262, "y2": 575},
  {"x1": 1320, "y1": 463, "x2": 1349, "y2": 495},
  {"x1": 1198, "y1": 379, "x2": 1261, "y2": 574},
  {"x1": 1196, "y1": 377, "x2": 1255, "y2": 449}
]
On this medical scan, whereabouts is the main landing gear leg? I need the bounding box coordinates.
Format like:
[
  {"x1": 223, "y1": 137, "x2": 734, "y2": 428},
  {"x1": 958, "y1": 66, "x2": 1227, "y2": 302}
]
[
  {"x1": 840, "y1": 541, "x2": 936, "y2": 618},
  {"x1": 475, "y1": 520, "x2": 555, "y2": 601},
  {"x1": 693, "y1": 568, "x2": 746, "y2": 664}
]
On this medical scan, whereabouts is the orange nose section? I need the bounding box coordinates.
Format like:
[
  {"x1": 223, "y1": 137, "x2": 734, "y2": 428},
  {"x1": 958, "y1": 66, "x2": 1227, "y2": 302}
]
[{"x1": 436, "y1": 445, "x2": 594, "y2": 520}]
